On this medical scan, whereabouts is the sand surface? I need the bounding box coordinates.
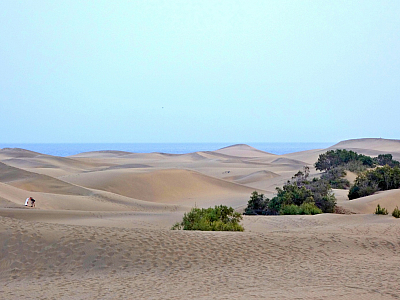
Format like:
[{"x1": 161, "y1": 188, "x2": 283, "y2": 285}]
[{"x1": 1, "y1": 139, "x2": 400, "y2": 299}]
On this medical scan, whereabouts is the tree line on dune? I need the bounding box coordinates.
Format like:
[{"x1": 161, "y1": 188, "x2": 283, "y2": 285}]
[{"x1": 245, "y1": 149, "x2": 400, "y2": 215}]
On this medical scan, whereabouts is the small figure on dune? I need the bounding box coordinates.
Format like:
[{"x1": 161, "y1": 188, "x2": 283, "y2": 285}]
[
  {"x1": 25, "y1": 197, "x2": 30, "y2": 206},
  {"x1": 30, "y1": 197, "x2": 36, "y2": 207}
]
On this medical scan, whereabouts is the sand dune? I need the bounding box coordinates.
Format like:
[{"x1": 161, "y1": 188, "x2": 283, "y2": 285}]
[
  {"x1": 0, "y1": 148, "x2": 43, "y2": 159},
  {"x1": 339, "y1": 189, "x2": 400, "y2": 214},
  {"x1": 1, "y1": 138, "x2": 400, "y2": 299},
  {"x1": 270, "y1": 157, "x2": 309, "y2": 165},
  {"x1": 330, "y1": 138, "x2": 400, "y2": 151},
  {"x1": 62, "y1": 168, "x2": 258, "y2": 208},
  {"x1": 69, "y1": 150, "x2": 134, "y2": 158},
  {"x1": 329, "y1": 138, "x2": 400, "y2": 160},
  {"x1": 1, "y1": 212, "x2": 399, "y2": 299},
  {"x1": 279, "y1": 149, "x2": 326, "y2": 165},
  {"x1": 214, "y1": 144, "x2": 275, "y2": 158},
  {"x1": 0, "y1": 162, "x2": 92, "y2": 196},
  {"x1": 225, "y1": 170, "x2": 280, "y2": 184}
]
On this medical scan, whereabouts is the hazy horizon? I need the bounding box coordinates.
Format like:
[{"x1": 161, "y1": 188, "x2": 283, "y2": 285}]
[
  {"x1": 0, "y1": 141, "x2": 335, "y2": 157},
  {"x1": 1, "y1": 1, "x2": 399, "y2": 143}
]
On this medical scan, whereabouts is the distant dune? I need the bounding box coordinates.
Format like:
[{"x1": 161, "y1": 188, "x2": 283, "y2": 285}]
[
  {"x1": 1, "y1": 139, "x2": 400, "y2": 299},
  {"x1": 214, "y1": 144, "x2": 275, "y2": 157},
  {"x1": 330, "y1": 138, "x2": 400, "y2": 150},
  {"x1": 329, "y1": 138, "x2": 400, "y2": 160}
]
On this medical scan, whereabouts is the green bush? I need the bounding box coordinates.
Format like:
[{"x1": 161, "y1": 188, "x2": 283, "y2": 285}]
[
  {"x1": 320, "y1": 167, "x2": 350, "y2": 189},
  {"x1": 299, "y1": 202, "x2": 322, "y2": 215},
  {"x1": 315, "y1": 149, "x2": 375, "y2": 171},
  {"x1": 244, "y1": 191, "x2": 269, "y2": 215},
  {"x1": 279, "y1": 203, "x2": 322, "y2": 215},
  {"x1": 349, "y1": 165, "x2": 400, "y2": 199},
  {"x1": 280, "y1": 204, "x2": 301, "y2": 215},
  {"x1": 244, "y1": 166, "x2": 337, "y2": 215},
  {"x1": 171, "y1": 205, "x2": 244, "y2": 231},
  {"x1": 392, "y1": 206, "x2": 400, "y2": 218},
  {"x1": 375, "y1": 154, "x2": 400, "y2": 168},
  {"x1": 375, "y1": 204, "x2": 388, "y2": 215}
]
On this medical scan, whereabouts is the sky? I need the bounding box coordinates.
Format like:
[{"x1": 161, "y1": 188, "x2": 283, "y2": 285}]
[{"x1": 1, "y1": 0, "x2": 399, "y2": 143}]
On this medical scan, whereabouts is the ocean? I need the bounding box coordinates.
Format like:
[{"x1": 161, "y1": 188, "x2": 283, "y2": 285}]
[{"x1": 0, "y1": 142, "x2": 334, "y2": 157}]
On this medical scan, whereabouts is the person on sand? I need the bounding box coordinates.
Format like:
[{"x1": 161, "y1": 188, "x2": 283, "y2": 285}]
[
  {"x1": 25, "y1": 197, "x2": 30, "y2": 206},
  {"x1": 30, "y1": 197, "x2": 36, "y2": 208}
]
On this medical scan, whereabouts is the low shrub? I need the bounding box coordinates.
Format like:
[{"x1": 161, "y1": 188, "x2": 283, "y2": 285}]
[
  {"x1": 171, "y1": 205, "x2": 244, "y2": 231},
  {"x1": 280, "y1": 204, "x2": 300, "y2": 215},
  {"x1": 299, "y1": 202, "x2": 322, "y2": 215},
  {"x1": 320, "y1": 167, "x2": 350, "y2": 189},
  {"x1": 279, "y1": 203, "x2": 322, "y2": 215},
  {"x1": 375, "y1": 204, "x2": 388, "y2": 215},
  {"x1": 392, "y1": 206, "x2": 400, "y2": 218}
]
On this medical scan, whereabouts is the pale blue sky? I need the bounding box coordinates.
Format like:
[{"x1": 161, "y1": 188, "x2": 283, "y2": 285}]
[{"x1": 1, "y1": 1, "x2": 399, "y2": 143}]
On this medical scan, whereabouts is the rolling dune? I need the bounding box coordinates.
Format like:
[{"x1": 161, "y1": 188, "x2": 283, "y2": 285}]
[
  {"x1": 61, "y1": 168, "x2": 258, "y2": 207},
  {"x1": 0, "y1": 162, "x2": 92, "y2": 196}
]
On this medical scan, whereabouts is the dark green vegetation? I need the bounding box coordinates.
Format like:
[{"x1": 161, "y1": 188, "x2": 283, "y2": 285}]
[
  {"x1": 245, "y1": 149, "x2": 400, "y2": 215},
  {"x1": 280, "y1": 203, "x2": 322, "y2": 215},
  {"x1": 315, "y1": 149, "x2": 374, "y2": 172},
  {"x1": 245, "y1": 167, "x2": 335, "y2": 215},
  {"x1": 375, "y1": 204, "x2": 388, "y2": 215},
  {"x1": 375, "y1": 154, "x2": 400, "y2": 168},
  {"x1": 314, "y1": 149, "x2": 400, "y2": 200},
  {"x1": 171, "y1": 205, "x2": 244, "y2": 231},
  {"x1": 320, "y1": 167, "x2": 350, "y2": 189},
  {"x1": 315, "y1": 150, "x2": 399, "y2": 172},
  {"x1": 392, "y1": 206, "x2": 400, "y2": 218},
  {"x1": 348, "y1": 165, "x2": 400, "y2": 199}
]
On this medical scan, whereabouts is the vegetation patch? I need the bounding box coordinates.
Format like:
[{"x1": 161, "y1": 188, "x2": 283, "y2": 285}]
[
  {"x1": 348, "y1": 165, "x2": 400, "y2": 199},
  {"x1": 375, "y1": 204, "x2": 388, "y2": 215},
  {"x1": 172, "y1": 205, "x2": 244, "y2": 231},
  {"x1": 279, "y1": 203, "x2": 322, "y2": 215},
  {"x1": 315, "y1": 149, "x2": 375, "y2": 172},
  {"x1": 392, "y1": 206, "x2": 400, "y2": 218},
  {"x1": 244, "y1": 149, "x2": 400, "y2": 215},
  {"x1": 314, "y1": 149, "x2": 400, "y2": 200},
  {"x1": 245, "y1": 167, "x2": 335, "y2": 215}
]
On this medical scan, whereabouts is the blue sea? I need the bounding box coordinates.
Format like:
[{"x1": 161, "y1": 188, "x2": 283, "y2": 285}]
[{"x1": 0, "y1": 142, "x2": 334, "y2": 157}]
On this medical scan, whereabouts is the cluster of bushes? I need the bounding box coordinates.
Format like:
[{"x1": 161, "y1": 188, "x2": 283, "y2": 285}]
[
  {"x1": 348, "y1": 165, "x2": 400, "y2": 199},
  {"x1": 280, "y1": 203, "x2": 322, "y2": 215},
  {"x1": 245, "y1": 167, "x2": 336, "y2": 215},
  {"x1": 375, "y1": 154, "x2": 400, "y2": 168},
  {"x1": 245, "y1": 149, "x2": 400, "y2": 215},
  {"x1": 171, "y1": 205, "x2": 244, "y2": 231},
  {"x1": 315, "y1": 149, "x2": 375, "y2": 171},
  {"x1": 320, "y1": 167, "x2": 350, "y2": 189},
  {"x1": 374, "y1": 204, "x2": 400, "y2": 218},
  {"x1": 315, "y1": 150, "x2": 400, "y2": 172},
  {"x1": 314, "y1": 149, "x2": 400, "y2": 200}
]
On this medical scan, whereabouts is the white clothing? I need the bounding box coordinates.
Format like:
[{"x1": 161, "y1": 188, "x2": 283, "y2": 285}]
[{"x1": 25, "y1": 198, "x2": 29, "y2": 206}]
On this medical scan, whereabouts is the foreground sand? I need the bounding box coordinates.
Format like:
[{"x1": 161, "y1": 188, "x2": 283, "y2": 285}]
[{"x1": 1, "y1": 138, "x2": 400, "y2": 299}]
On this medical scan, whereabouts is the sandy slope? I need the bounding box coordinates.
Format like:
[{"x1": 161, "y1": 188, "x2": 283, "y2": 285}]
[
  {"x1": 1, "y1": 213, "x2": 399, "y2": 299},
  {"x1": 1, "y1": 139, "x2": 400, "y2": 299}
]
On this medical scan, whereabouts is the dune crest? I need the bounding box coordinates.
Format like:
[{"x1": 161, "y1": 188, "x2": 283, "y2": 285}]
[{"x1": 214, "y1": 144, "x2": 275, "y2": 157}]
